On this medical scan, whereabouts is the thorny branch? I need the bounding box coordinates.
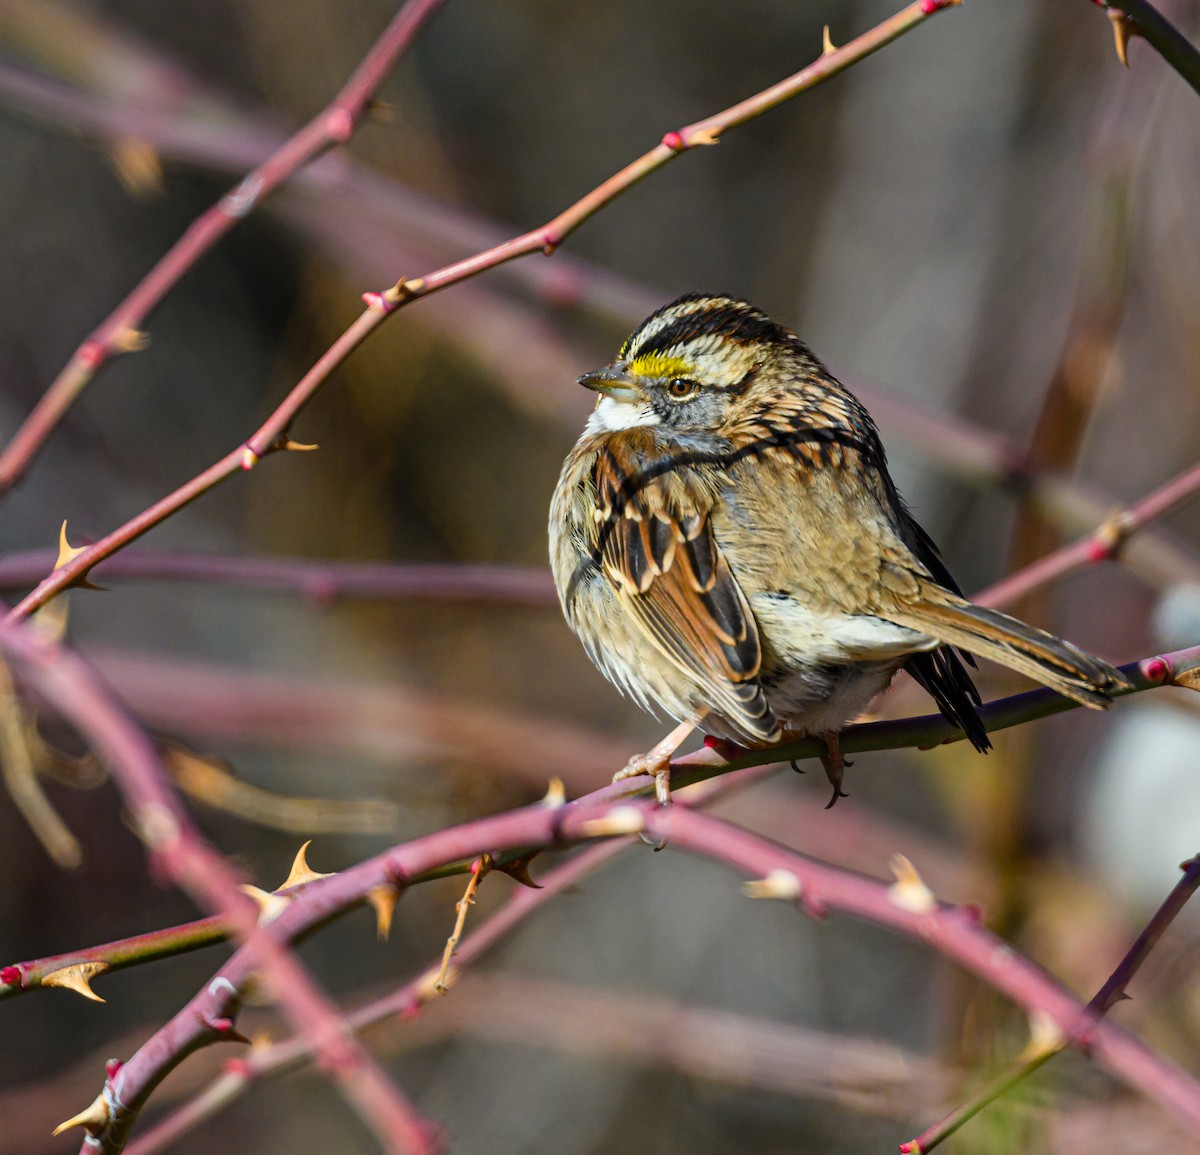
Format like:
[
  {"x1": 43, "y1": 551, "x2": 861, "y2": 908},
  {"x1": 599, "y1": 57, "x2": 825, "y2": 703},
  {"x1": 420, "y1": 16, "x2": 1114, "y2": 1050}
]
[
  {"x1": 1, "y1": 623, "x2": 437, "y2": 1155},
  {"x1": 0, "y1": 641, "x2": 1189, "y2": 1002},
  {"x1": 7, "y1": 629, "x2": 1199, "y2": 1151},
  {"x1": 1092, "y1": 0, "x2": 1200, "y2": 96},
  {"x1": 57, "y1": 774, "x2": 1200, "y2": 1153},
  {"x1": 0, "y1": 0, "x2": 450, "y2": 494}
]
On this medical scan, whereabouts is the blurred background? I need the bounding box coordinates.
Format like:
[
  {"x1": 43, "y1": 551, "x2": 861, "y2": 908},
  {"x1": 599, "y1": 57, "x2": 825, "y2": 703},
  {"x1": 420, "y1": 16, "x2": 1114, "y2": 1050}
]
[{"x1": 0, "y1": 0, "x2": 1199, "y2": 1152}]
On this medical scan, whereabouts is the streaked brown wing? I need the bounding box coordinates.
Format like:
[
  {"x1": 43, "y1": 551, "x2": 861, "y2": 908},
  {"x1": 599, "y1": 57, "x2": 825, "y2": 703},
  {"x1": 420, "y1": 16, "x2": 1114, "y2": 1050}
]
[{"x1": 592, "y1": 435, "x2": 778, "y2": 743}]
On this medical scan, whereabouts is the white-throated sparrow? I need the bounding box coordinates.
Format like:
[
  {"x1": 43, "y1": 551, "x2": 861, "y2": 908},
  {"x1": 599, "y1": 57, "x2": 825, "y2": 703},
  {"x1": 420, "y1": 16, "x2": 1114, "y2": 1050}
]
[{"x1": 549, "y1": 294, "x2": 1130, "y2": 805}]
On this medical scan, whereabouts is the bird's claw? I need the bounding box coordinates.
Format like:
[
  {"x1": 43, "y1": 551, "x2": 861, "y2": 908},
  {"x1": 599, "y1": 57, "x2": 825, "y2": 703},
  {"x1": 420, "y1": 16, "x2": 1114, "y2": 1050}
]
[{"x1": 819, "y1": 732, "x2": 851, "y2": 809}]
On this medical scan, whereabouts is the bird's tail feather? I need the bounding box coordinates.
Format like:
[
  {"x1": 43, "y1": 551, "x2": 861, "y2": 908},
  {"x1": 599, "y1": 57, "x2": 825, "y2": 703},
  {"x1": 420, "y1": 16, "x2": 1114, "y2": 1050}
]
[{"x1": 890, "y1": 595, "x2": 1131, "y2": 710}]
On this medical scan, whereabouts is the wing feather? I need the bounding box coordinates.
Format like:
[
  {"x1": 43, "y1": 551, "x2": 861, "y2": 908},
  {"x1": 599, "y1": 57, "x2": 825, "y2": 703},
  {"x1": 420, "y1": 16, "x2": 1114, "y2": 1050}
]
[{"x1": 593, "y1": 436, "x2": 778, "y2": 743}]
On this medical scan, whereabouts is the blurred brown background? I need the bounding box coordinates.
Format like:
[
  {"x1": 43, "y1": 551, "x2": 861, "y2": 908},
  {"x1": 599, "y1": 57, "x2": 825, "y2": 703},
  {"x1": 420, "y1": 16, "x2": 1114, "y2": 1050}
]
[{"x1": 1, "y1": 1, "x2": 1199, "y2": 1152}]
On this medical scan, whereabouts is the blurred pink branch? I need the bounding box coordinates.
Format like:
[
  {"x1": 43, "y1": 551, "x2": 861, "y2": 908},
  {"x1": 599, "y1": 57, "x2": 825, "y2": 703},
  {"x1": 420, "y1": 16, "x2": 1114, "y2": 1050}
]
[
  {"x1": 976, "y1": 459, "x2": 1200, "y2": 610},
  {"x1": 135, "y1": 972, "x2": 954, "y2": 1155},
  {"x1": 0, "y1": 0, "x2": 449, "y2": 494},
  {"x1": 0, "y1": 549, "x2": 555, "y2": 605}
]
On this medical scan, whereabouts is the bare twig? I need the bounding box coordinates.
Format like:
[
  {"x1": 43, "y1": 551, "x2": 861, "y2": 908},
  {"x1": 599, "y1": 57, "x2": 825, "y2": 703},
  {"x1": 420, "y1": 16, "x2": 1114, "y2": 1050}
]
[
  {"x1": 904, "y1": 853, "x2": 1200, "y2": 1151},
  {"x1": 0, "y1": 0, "x2": 450, "y2": 494},
  {"x1": 432, "y1": 854, "x2": 491, "y2": 993},
  {"x1": 976, "y1": 460, "x2": 1200, "y2": 610},
  {"x1": 0, "y1": 916, "x2": 225, "y2": 1000},
  {"x1": 0, "y1": 549, "x2": 555, "y2": 605}
]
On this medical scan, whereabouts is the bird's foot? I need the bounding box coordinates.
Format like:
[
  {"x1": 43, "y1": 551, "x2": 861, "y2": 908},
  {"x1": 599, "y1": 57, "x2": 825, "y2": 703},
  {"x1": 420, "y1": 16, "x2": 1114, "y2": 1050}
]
[
  {"x1": 611, "y1": 719, "x2": 697, "y2": 806},
  {"x1": 612, "y1": 751, "x2": 673, "y2": 806},
  {"x1": 819, "y1": 731, "x2": 852, "y2": 809}
]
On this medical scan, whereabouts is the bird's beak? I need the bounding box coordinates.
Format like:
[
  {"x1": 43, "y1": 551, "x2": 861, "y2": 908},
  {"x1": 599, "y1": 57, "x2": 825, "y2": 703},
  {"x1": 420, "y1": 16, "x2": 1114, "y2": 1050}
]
[{"x1": 577, "y1": 361, "x2": 642, "y2": 403}]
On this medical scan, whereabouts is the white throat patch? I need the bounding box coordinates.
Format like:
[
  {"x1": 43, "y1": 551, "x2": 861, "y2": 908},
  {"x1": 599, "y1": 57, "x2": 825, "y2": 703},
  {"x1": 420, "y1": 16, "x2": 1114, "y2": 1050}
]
[{"x1": 584, "y1": 396, "x2": 660, "y2": 433}]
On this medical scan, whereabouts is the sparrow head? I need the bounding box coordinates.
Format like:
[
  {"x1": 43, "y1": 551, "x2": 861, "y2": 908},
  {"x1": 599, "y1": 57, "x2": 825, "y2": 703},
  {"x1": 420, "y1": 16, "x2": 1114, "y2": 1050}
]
[{"x1": 579, "y1": 293, "x2": 821, "y2": 433}]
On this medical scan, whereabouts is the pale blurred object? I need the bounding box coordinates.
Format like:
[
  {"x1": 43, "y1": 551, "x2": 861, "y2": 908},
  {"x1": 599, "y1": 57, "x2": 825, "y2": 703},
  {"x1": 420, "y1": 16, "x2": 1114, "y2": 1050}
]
[{"x1": 1083, "y1": 701, "x2": 1200, "y2": 912}]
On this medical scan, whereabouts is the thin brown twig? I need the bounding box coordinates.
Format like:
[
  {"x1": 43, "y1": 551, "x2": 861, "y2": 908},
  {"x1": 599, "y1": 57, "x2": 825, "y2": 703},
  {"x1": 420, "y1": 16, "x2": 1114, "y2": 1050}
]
[{"x1": 433, "y1": 854, "x2": 491, "y2": 993}]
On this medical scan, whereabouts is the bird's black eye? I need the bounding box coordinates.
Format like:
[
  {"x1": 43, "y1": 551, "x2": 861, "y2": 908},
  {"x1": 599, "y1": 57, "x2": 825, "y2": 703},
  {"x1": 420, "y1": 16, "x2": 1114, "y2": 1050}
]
[{"x1": 667, "y1": 377, "x2": 698, "y2": 399}]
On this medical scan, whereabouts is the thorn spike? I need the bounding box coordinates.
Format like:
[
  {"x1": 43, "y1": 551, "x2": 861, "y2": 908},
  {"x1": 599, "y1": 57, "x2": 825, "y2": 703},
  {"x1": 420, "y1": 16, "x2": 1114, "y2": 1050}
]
[
  {"x1": 113, "y1": 327, "x2": 151, "y2": 355},
  {"x1": 281, "y1": 840, "x2": 332, "y2": 890},
  {"x1": 52, "y1": 1093, "x2": 110, "y2": 1136},
  {"x1": 240, "y1": 884, "x2": 290, "y2": 925},
  {"x1": 887, "y1": 854, "x2": 937, "y2": 914},
  {"x1": 743, "y1": 869, "x2": 801, "y2": 901},
  {"x1": 56, "y1": 521, "x2": 88, "y2": 570},
  {"x1": 496, "y1": 852, "x2": 542, "y2": 890},
  {"x1": 367, "y1": 885, "x2": 399, "y2": 941},
  {"x1": 42, "y1": 961, "x2": 109, "y2": 1002},
  {"x1": 1109, "y1": 9, "x2": 1133, "y2": 66},
  {"x1": 1020, "y1": 1009, "x2": 1066, "y2": 1060}
]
